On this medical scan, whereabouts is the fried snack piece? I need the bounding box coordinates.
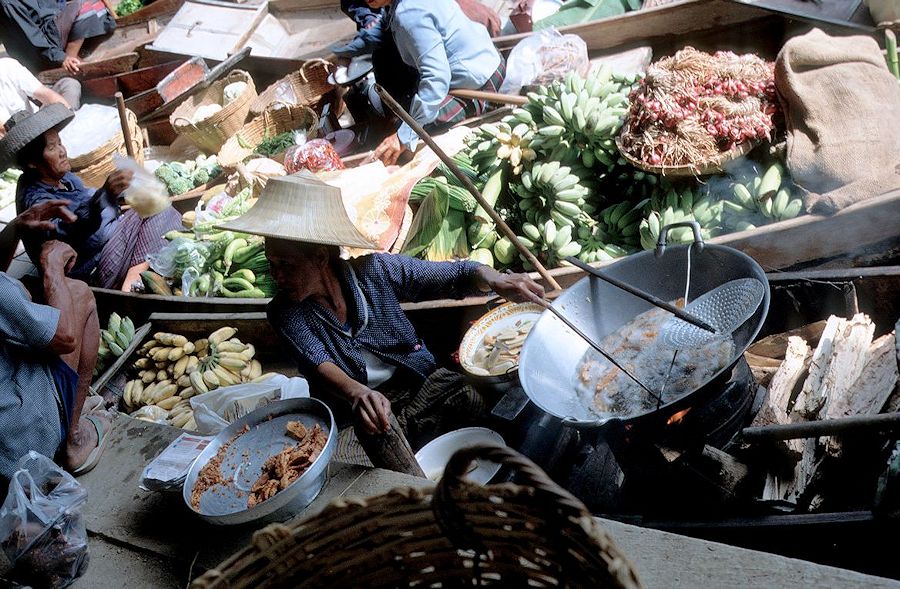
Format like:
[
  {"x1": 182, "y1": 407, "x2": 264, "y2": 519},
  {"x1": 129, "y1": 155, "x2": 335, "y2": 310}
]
[{"x1": 248, "y1": 423, "x2": 327, "y2": 507}]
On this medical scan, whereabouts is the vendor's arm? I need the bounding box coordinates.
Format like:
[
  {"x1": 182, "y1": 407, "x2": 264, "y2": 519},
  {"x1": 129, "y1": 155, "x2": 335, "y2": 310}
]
[
  {"x1": 0, "y1": 199, "x2": 75, "y2": 271},
  {"x1": 318, "y1": 362, "x2": 391, "y2": 434},
  {"x1": 39, "y1": 241, "x2": 79, "y2": 355},
  {"x1": 375, "y1": 253, "x2": 544, "y2": 304},
  {"x1": 32, "y1": 84, "x2": 72, "y2": 110}
]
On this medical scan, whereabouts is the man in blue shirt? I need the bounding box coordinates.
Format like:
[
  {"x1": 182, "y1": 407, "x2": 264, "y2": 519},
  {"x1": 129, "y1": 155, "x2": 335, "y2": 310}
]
[{"x1": 367, "y1": 0, "x2": 506, "y2": 165}]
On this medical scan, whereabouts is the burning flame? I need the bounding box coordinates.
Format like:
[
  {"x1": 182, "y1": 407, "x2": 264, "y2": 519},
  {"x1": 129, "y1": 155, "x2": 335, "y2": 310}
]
[{"x1": 667, "y1": 407, "x2": 692, "y2": 425}]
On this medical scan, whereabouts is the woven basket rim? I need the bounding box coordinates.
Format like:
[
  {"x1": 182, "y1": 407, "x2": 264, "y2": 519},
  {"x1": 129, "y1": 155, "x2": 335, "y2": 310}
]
[
  {"x1": 217, "y1": 104, "x2": 319, "y2": 168},
  {"x1": 249, "y1": 60, "x2": 336, "y2": 116}
]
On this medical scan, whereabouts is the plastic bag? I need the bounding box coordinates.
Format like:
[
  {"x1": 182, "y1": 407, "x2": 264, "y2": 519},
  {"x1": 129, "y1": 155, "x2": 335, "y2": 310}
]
[
  {"x1": 147, "y1": 237, "x2": 213, "y2": 279},
  {"x1": 190, "y1": 375, "x2": 310, "y2": 435},
  {"x1": 0, "y1": 452, "x2": 89, "y2": 588},
  {"x1": 114, "y1": 154, "x2": 171, "y2": 219},
  {"x1": 499, "y1": 28, "x2": 589, "y2": 95},
  {"x1": 284, "y1": 138, "x2": 345, "y2": 175}
]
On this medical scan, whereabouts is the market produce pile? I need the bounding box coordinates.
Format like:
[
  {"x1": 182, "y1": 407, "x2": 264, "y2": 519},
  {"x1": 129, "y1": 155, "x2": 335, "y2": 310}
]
[
  {"x1": 96, "y1": 312, "x2": 137, "y2": 377},
  {"x1": 122, "y1": 327, "x2": 276, "y2": 430},
  {"x1": 0, "y1": 168, "x2": 21, "y2": 210},
  {"x1": 115, "y1": 0, "x2": 142, "y2": 17},
  {"x1": 154, "y1": 154, "x2": 222, "y2": 196},
  {"x1": 139, "y1": 188, "x2": 276, "y2": 298},
  {"x1": 404, "y1": 56, "x2": 803, "y2": 270}
]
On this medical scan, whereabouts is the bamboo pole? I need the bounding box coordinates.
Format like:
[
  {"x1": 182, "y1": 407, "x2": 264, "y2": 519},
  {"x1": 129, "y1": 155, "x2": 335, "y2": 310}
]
[
  {"x1": 114, "y1": 91, "x2": 136, "y2": 159},
  {"x1": 448, "y1": 88, "x2": 527, "y2": 106},
  {"x1": 374, "y1": 84, "x2": 562, "y2": 291}
]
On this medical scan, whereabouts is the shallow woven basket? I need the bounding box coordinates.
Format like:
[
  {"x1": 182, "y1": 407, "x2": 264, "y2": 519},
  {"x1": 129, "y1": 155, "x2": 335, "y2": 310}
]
[
  {"x1": 217, "y1": 103, "x2": 319, "y2": 169},
  {"x1": 190, "y1": 445, "x2": 643, "y2": 589},
  {"x1": 71, "y1": 109, "x2": 144, "y2": 188},
  {"x1": 615, "y1": 134, "x2": 757, "y2": 177},
  {"x1": 170, "y1": 70, "x2": 257, "y2": 154},
  {"x1": 249, "y1": 59, "x2": 338, "y2": 118}
]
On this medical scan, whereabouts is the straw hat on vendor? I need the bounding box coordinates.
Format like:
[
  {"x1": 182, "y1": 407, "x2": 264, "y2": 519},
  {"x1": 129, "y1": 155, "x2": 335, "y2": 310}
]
[
  {"x1": 218, "y1": 172, "x2": 543, "y2": 460},
  {"x1": 0, "y1": 104, "x2": 183, "y2": 289}
]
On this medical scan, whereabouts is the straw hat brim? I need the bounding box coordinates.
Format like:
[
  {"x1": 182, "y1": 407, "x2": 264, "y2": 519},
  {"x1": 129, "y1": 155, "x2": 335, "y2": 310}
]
[
  {"x1": 0, "y1": 104, "x2": 75, "y2": 172},
  {"x1": 216, "y1": 172, "x2": 377, "y2": 249}
]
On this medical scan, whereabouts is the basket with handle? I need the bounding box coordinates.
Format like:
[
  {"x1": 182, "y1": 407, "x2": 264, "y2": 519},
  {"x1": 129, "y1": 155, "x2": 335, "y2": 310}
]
[
  {"x1": 70, "y1": 108, "x2": 144, "y2": 188},
  {"x1": 217, "y1": 102, "x2": 319, "y2": 169},
  {"x1": 190, "y1": 444, "x2": 643, "y2": 589},
  {"x1": 170, "y1": 70, "x2": 257, "y2": 154},
  {"x1": 249, "y1": 59, "x2": 339, "y2": 118}
]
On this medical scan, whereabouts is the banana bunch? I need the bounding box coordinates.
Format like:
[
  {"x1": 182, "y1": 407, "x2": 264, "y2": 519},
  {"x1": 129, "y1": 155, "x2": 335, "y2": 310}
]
[
  {"x1": 510, "y1": 161, "x2": 591, "y2": 229},
  {"x1": 464, "y1": 121, "x2": 537, "y2": 176},
  {"x1": 576, "y1": 225, "x2": 631, "y2": 263},
  {"x1": 522, "y1": 65, "x2": 633, "y2": 171},
  {"x1": 638, "y1": 206, "x2": 719, "y2": 251},
  {"x1": 589, "y1": 200, "x2": 647, "y2": 250},
  {"x1": 726, "y1": 162, "x2": 803, "y2": 225},
  {"x1": 121, "y1": 326, "x2": 277, "y2": 430},
  {"x1": 96, "y1": 313, "x2": 136, "y2": 376},
  {"x1": 518, "y1": 218, "x2": 582, "y2": 267}
]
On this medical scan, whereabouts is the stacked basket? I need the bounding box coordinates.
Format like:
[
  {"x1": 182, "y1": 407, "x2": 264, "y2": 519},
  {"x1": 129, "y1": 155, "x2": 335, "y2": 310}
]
[
  {"x1": 217, "y1": 103, "x2": 319, "y2": 169},
  {"x1": 190, "y1": 445, "x2": 643, "y2": 589},
  {"x1": 170, "y1": 70, "x2": 257, "y2": 154},
  {"x1": 70, "y1": 108, "x2": 144, "y2": 188},
  {"x1": 249, "y1": 59, "x2": 339, "y2": 119}
]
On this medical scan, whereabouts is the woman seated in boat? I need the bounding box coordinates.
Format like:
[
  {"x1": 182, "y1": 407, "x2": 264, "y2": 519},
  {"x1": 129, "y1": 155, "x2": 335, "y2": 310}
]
[
  {"x1": 219, "y1": 175, "x2": 543, "y2": 449},
  {"x1": 0, "y1": 0, "x2": 117, "y2": 74},
  {"x1": 0, "y1": 104, "x2": 182, "y2": 289},
  {"x1": 368, "y1": 0, "x2": 506, "y2": 166}
]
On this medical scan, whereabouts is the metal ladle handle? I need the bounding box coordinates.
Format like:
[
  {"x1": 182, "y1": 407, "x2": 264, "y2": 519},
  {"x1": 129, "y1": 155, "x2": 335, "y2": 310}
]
[{"x1": 655, "y1": 221, "x2": 705, "y2": 258}]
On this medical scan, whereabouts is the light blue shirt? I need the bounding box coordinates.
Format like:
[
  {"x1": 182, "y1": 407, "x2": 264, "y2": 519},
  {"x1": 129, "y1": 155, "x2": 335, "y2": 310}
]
[{"x1": 390, "y1": 0, "x2": 501, "y2": 150}]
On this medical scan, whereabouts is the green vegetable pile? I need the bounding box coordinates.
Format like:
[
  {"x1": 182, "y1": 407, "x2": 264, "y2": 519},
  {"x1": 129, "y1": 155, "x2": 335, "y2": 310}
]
[
  {"x1": 115, "y1": 0, "x2": 143, "y2": 17},
  {"x1": 0, "y1": 168, "x2": 22, "y2": 211},
  {"x1": 254, "y1": 131, "x2": 295, "y2": 157},
  {"x1": 155, "y1": 155, "x2": 222, "y2": 196},
  {"x1": 402, "y1": 65, "x2": 803, "y2": 271}
]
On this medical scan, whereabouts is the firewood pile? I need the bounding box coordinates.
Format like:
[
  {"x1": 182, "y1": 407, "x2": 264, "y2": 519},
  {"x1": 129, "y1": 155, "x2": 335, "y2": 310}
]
[{"x1": 744, "y1": 314, "x2": 900, "y2": 512}]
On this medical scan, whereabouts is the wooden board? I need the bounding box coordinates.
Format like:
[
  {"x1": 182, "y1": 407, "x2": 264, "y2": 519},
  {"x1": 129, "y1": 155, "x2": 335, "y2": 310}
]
[
  {"x1": 82, "y1": 59, "x2": 184, "y2": 99},
  {"x1": 37, "y1": 53, "x2": 140, "y2": 84},
  {"x1": 149, "y1": 1, "x2": 267, "y2": 61}
]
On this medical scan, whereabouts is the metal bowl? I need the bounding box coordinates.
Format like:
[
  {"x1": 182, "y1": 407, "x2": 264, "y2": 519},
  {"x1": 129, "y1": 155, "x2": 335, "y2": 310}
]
[
  {"x1": 415, "y1": 427, "x2": 505, "y2": 484},
  {"x1": 458, "y1": 302, "x2": 543, "y2": 397},
  {"x1": 182, "y1": 397, "x2": 336, "y2": 526}
]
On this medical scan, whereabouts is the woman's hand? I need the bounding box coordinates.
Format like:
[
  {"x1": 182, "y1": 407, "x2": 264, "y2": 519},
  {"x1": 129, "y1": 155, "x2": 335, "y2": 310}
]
[
  {"x1": 40, "y1": 240, "x2": 78, "y2": 275},
  {"x1": 476, "y1": 266, "x2": 545, "y2": 305},
  {"x1": 62, "y1": 56, "x2": 81, "y2": 74},
  {"x1": 351, "y1": 385, "x2": 393, "y2": 435},
  {"x1": 12, "y1": 199, "x2": 75, "y2": 233},
  {"x1": 103, "y1": 169, "x2": 133, "y2": 198},
  {"x1": 373, "y1": 132, "x2": 406, "y2": 166}
]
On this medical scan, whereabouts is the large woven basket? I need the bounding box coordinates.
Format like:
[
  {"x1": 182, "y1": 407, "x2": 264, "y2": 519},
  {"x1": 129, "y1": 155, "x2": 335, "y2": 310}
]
[
  {"x1": 71, "y1": 108, "x2": 144, "y2": 188},
  {"x1": 217, "y1": 103, "x2": 319, "y2": 169},
  {"x1": 191, "y1": 445, "x2": 643, "y2": 589},
  {"x1": 249, "y1": 59, "x2": 339, "y2": 118},
  {"x1": 170, "y1": 70, "x2": 257, "y2": 154}
]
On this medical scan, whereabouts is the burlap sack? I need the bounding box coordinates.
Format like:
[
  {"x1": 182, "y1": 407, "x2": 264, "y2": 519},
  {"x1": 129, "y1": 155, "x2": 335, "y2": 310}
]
[{"x1": 775, "y1": 28, "x2": 900, "y2": 214}]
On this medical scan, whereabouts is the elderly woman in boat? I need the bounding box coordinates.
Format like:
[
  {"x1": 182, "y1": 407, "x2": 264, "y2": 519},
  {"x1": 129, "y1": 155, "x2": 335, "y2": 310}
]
[
  {"x1": 367, "y1": 0, "x2": 506, "y2": 166},
  {"x1": 220, "y1": 174, "x2": 543, "y2": 448},
  {"x1": 0, "y1": 104, "x2": 182, "y2": 289}
]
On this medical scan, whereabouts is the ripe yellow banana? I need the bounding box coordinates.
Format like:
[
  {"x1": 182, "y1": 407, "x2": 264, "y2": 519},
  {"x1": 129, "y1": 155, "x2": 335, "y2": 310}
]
[
  {"x1": 123, "y1": 380, "x2": 135, "y2": 408},
  {"x1": 168, "y1": 347, "x2": 186, "y2": 362},
  {"x1": 153, "y1": 348, "x2": 173, "y2": 362},
  {"x1": 216, "y1": 355, "x2": 247, "y2": 371},
  {"x1": 184, "y1": 416, "x2": 197, "y2": 431},
  {"x1": 171, "y1": 335, "x2": 188, "y2": 348},
  {"x1": 190, "y1": 371, "x2": 209, "y2": 394},
  {"x1": 239, "y1": 344, "x2": 255, "y2": 362},
  {"x1": 215, "y1": 341, "x2": 246, "y2": 354},
  {"x1": 213, "y1": 365, "x2": 239, "y2": 386},
  {"x1": 182, "y1": 342, "x2": 195, "y2": 355},
  {"x1": 133, "y1": 358, "x2": 150, "y2": 370},
  {"x1": 251, "y1": 373, "x2": 278, "y2": 383},
  {"x1": 203, "y1": 369, "x2": 220, "y2": 389},
  {"x1": 249, "y1": 360, "x2": 262, "y2": 380},
  {"x1": 156, "y1": 369, "x2": 168, "y2": 382},
  {"x1": 152, "y1": 384, "x2": 178, "y2": 405},
  {"x1": 208, "y1": 327, "x2": 237, "y2": 346},
  {"x1": 179, "y1": 386, "x2": 197, "y2": 399},
  {"x1": 141, "y1": 370, "x2": 156, "y2": 384},
  {"x1": 173, "y1": 355, "x2": 190, "y2": 379},
  {"x1": 193, "y1": 338, "x2": 209, "y2": 356},
  {"x1": 186, "y1": 355, "x2": 199, "y2": 375}
]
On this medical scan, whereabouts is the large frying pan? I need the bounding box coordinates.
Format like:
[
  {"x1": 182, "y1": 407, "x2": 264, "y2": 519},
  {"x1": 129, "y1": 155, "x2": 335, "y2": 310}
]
[{"x1": 518, "y1": 226, "x2": 769, "y2": 430}]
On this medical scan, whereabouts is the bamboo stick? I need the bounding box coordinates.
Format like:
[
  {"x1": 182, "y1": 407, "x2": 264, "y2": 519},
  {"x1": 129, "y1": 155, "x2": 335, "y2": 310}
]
[
  {"x1": 114, "y1": 91, "x2": 136, "y2": 159},
  {"x1": 886, "y1": 30, "x2": 899, "y2": 80},
  {"x1": 448, "y1": 89, "x2": 527, "y2": 106},
  {"x1": 374, "y1": 84, "x2": 562, "y2": 291},
  {"x1": 742, "y1": 412, "x2": 900, "y2": 441}
]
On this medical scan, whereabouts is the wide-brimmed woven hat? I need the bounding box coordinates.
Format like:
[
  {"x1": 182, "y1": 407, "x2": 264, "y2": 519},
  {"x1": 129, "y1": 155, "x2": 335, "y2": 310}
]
[
  {"x1": 0, "y1": 104, "x2": 75, "y2": 171},
  {"x1": 216, "y1": 172, "x2": 377, "y2": 249}
]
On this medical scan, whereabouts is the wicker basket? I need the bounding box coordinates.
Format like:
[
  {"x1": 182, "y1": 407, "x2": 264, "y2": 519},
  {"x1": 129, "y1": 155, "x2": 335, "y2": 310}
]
[
  {"x1": 217, "y1": 103, "x2": 319, "y2": 169},
  {"x1": 249, "y1": 59, "x2": 339, "y2": 118},
  {"x1": 170, "y1": 70, "x2": 257, "y2": 154},
  {"x1": 71, "y1": 108, "x2": 144, "y2": 188},
  {"x1": 190, "y1": 445, "x2": 643, "y2": 589}
]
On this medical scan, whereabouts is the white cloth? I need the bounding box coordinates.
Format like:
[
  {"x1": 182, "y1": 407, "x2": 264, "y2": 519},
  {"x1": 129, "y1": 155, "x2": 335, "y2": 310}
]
[
  {"x1": 0, "y1": 58, "x2": 42, "y2": 126},
  {"x1": 361, "y1": 348, "x2": 397, "y2": 388}
]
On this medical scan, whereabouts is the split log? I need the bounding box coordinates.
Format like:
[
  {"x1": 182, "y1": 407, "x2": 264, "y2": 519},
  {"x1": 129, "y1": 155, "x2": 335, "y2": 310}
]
[
  {"x1": 744, "y1": 352, "x2": 782, "y2": 389},
  {"x1": 793, "y1": 314, "x2": 874, "y2": 420},
  {"x1": 746, "y1": 320, "x2": 827, "y2": 360},
  {"x1": 750, "y1": 337, "x2": 811, "y2": 459}
]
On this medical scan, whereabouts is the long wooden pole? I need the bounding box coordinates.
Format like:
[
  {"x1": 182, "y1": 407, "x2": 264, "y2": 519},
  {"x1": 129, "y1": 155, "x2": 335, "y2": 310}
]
[
  {"x1": 114, "y1": 91, "x2": 136, "y2": 159},
  {"x1": 374, "y1": 84, "x2": 562, "y2": 291},
  {"x1": 742, "y1": 412, "x2": 900, "y2": 441},
  {"x1": 448, "y1": 88, "x2": 527, "y2": 106}
]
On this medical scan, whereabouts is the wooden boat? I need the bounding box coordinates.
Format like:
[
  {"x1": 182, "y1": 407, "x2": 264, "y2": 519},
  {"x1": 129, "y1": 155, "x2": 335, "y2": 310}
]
[{"x1": 81, "y1": 58, "x2": 185, "y2": 101}]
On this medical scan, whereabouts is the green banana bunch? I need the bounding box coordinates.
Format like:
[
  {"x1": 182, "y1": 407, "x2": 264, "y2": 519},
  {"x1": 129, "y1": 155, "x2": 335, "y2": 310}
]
[
  {"x1": 510, "y1": 161, "x2": 591, "y2": 230},
  {"x1": 522, "y1": 65, "x2": 634, "y2": 172},
  {"x1": 639, "y1": 207, "x2": 715, "y2": 251},
  {"x1": 95, "y1": 313, "x2": 136, "y2": 376},
  {"x1": 464, "y1": 120, "x2": 537, "y2": 176},
  {"x1": 518, "y1": 218, "x2": 582, "y2": 267},
  {"x1": 727, "y1": 161, "x2": 803, "y2": 223},
  {"x1": 575, "y1": 225, "x2": 631, "y2": 264},
  {"x1": 590, "y1": 200, "x2": 647, "y2": 250}
]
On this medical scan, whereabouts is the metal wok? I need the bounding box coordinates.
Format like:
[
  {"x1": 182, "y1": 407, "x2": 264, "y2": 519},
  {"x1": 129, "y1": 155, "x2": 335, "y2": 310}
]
[{"x1": 518, "y1": 228, "x2": 769, "y2": 430}]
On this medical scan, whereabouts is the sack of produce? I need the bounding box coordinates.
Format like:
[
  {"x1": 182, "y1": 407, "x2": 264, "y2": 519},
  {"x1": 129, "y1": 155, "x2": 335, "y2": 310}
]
[
  {"x1": 283, "y1": 138, "x2": 344, "y2": 174},
  {"x1": 499, "y1": 28, "x2": 589, "y2": 95},
  {"x1": 776, "y1": 28, "x2": 900, "y2": 214},
  {"x1": 0, "y1": 452, "x2": 89, "y2": 588}
]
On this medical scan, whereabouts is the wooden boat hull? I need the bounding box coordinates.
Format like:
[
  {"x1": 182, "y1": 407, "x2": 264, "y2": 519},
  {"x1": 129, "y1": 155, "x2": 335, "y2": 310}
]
[{"x1": 82, "y1": 59, "x2": 184, "y2": 100}]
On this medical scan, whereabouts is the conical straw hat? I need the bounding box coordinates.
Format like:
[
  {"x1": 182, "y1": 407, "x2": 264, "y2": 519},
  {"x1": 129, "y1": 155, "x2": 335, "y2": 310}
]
[
  {"x1": 0, "y1": 104, "x2": 74, "y2": 172},
  {"x1": 216, "y1": 171, "x2": 376, "y2": 249}
]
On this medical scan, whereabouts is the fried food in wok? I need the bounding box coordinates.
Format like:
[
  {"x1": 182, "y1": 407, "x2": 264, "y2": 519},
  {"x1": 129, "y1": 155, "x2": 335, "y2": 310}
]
[{"x1": 248, "y1": 422, "x2": 328, "y2": 508}]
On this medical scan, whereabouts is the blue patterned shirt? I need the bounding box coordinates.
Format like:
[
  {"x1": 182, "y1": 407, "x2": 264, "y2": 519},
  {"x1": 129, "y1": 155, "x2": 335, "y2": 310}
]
[{"x1": 268, "y1": 253, "x2": 482, "y2": 388}]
